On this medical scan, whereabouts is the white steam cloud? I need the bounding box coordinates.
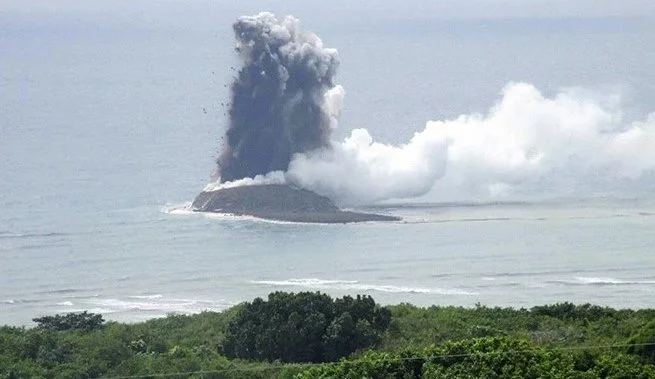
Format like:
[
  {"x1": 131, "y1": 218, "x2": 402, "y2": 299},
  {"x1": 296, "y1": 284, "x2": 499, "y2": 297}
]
[
  {"x1": 209, "y1": 82, "x2": 655, "y2": 205},
  {"x1": 288, "y1": 82, "x2": 655, "y2": 205}
]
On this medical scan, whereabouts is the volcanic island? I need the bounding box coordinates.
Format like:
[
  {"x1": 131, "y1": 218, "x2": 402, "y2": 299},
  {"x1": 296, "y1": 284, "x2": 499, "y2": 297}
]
[
  {"x1": 192, "y1": 15, "x2": 401, "y2": 223},
  {"x1": 191, "y1": 184, "x2": 400, "y2": 223}
]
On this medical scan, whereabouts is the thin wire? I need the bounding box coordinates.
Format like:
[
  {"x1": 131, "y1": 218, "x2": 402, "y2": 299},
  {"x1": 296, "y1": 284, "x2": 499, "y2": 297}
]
[
  {"x1": 98, "y1": 363, "x2": 311, "y2": 379},
  {"x1": 98, "y1": 341, "x2": 655, "y2": 379}
]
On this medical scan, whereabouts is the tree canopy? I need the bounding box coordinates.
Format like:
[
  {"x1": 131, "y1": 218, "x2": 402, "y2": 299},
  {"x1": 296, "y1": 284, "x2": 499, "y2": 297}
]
[
  {"x1": 32, "y1": 311, "x2": 104, "y2": 332},
  {"x1": 222, "y1": 292, "x2": 391, "y2": 362}
]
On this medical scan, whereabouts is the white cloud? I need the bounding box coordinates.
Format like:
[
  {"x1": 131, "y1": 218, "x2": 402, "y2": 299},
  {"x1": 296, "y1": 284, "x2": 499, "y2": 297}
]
[{"x1": 286, "y1": 83, "x2": 655, "y2": 205}]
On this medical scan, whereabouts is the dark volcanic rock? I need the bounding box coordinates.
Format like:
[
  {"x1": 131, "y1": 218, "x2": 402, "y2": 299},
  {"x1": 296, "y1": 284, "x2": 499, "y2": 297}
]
[{"x1": 192, "y1": 184, "x2": 400, "y2": 223}]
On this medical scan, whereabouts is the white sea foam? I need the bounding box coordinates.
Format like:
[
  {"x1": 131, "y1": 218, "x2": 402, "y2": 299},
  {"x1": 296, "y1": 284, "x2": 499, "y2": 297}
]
[
  {"x1": 251, "y1": 278, "x2": 477, "y2": 295},
  {"x1": 167, "y1": 206, "x2": 328, "y2": 226},
  {"x1": 199, "y1": 212, "x2": 310, "y2": 225},
  {"x1": 56, "y1": 301, "x2": 73, "y2": 306},
  {"x1": 162, "y1": 205, "x2": 261, "y2": 223},
  {"x1": 255, "y1": 279, "x2": 359, "y2": 286},
  {"x1": 129, "y1": 294, "x2": 163, "y2": 299},
  {"x1": 80, "y1": 297, "x2": 234, "y2": 315},
  {"x1": 2, "y1": 299, "x2": 40, "y2": 305},
  {"x1": 573, "y1": 277, "x2": 655, "y2": 285},
  {"x1": 160, "y1": 203, "x2": 193, "y2": 215}
]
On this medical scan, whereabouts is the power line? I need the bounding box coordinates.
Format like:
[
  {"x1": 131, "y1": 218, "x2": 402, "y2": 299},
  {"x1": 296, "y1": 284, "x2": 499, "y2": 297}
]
[
  {"x1": 98, "y1": 363, "x2": 310, "y2": 379},
  {"x1": 98, "y1": 341, "x2": 655, "y2": 379}
]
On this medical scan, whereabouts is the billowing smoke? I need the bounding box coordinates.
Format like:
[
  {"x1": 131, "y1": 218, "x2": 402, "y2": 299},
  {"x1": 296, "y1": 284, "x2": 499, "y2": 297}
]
[
  {"x1": 287, "y1": 83, "x2": 655, "y2": 205},
  {"x1": 217, "y1": 12, "x2": 340, "y2": 182},
  {"x1": 210, "y1": 14, "x2": 655, "y2": 205}
]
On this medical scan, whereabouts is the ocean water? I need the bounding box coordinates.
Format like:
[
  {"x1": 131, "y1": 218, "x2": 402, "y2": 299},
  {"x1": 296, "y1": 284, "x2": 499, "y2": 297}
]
[{"x1": 2, "y1": 6, "x2": 655, "y2": 325}]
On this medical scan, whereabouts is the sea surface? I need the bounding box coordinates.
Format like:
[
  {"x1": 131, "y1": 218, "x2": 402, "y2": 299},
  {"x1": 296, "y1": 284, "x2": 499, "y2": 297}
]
[{"x1": 2, "y1": 5, "x2": 655, "y2": 325}]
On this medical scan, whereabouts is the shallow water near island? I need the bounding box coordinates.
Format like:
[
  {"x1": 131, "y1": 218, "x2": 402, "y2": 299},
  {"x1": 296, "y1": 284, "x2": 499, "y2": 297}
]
[{"x1": 2, "y1": 198, "x2": 655, "y2": 325}]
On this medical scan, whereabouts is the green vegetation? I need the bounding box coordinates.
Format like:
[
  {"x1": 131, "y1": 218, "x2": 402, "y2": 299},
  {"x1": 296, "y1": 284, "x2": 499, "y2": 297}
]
[
  {"x1": 223, "y1": 292, "x2": 390, "y2": 362},
  {"x1": 32, "y1": 311, "x2": 105, "y2": 333},
  {"x1": 298, "y1": 337, "x2": 655, "y2": 379},
  {"x1": 1, "y1": 295, "x2": 655, "y2": 378}
]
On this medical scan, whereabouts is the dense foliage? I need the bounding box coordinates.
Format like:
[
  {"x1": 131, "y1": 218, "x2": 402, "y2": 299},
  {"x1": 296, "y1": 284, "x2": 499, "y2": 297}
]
[
  {"x1": 222, "y1": 292, "x2": 391, "y2": 362},
  {"x1": 32, "y1": 311, "x2": 105, "y2": 332},
  {"x1": 1, "y1": 294, "x2": 655, "y2": 378},
  {"x1": 298, "y1": 337, "x2": 655, "y2": 379},
  {"x1": 383, "y1": 302, "x2": 655, "y2": 350}
]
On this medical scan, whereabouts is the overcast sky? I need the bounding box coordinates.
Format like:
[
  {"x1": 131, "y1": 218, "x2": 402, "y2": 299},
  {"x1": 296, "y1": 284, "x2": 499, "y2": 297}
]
[{"x1": 3, "y1": 0, "x2": 655, "y2": 20}]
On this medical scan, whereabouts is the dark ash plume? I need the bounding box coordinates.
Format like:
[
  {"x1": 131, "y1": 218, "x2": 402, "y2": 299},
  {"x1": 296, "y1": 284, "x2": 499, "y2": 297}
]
[{"x1": 217, "y1": 12, "x2": 340, "y2": 183}]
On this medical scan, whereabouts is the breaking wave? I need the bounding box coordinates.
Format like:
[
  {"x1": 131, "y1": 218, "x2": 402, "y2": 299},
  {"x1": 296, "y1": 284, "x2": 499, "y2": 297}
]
[
  {"x1": 128, "y1": 294, "x2": 163, "y2": 300},
  {"x1": 61, "y1": 295, "x2": 235, "y2": 316},
  {"x1": 251, "y1": 278, "x2": 477, "y2": 295},
  {"x1": 552, "y1": 277, "x2": 655, "y2": 286}
]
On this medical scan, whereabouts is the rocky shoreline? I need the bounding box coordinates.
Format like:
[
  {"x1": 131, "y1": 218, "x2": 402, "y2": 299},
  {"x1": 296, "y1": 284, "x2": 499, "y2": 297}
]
[{"x1": 191, "y1": 184, "x2": 400, "y2": 223}]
